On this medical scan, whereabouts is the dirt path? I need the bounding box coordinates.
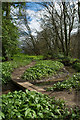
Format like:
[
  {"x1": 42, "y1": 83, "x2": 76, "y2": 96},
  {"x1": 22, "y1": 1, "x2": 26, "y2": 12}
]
[
  {"x1": 43, "y1": 90, "x2": 80, "y2": 108},
  {"x1": 33, "y1": 66, "x2": 80, "y2": 107},
  {"x1": 12, "y1": 61, "x2": 36, "y2": 81},
  {"x1": 65, "y1": 66, "x2": 76, "y2": 77},
  {"x1": 2, "y1": 62, "x2": 80, "y2": 108},
  {"x1": 2, "y1": 62, "x2": 36, "y2": 94}
]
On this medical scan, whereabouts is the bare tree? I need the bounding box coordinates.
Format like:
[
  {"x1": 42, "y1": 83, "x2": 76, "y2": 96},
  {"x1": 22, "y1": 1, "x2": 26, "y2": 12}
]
[
  {"x1": 39, "y1": 1, "x2": 76, "y2": 56},
  {"x1": 15, "y1": 5, "x2": 39, "y2": 55}
]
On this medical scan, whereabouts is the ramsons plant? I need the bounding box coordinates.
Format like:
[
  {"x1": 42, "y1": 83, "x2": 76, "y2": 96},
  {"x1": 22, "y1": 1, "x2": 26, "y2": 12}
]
[
  {"x1": 47, "y1": 73, "x2": 80, "y2": 91},
  {"x1": 2, "y1": 54, "x2": 43, "y2": 84},
  {"x1": 1, "y1": 90, "x2": 80, "y2": 119},
  {"x1": 22, "y1": 60, "x2": 64, "y2": 81}
]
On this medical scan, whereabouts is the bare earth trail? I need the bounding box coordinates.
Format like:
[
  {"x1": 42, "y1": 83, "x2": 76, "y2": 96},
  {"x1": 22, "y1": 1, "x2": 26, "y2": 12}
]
[
  {"x1": 2, "y1": 61, "x2": 80, "y2": 108},
  {"x1": 2, "y1": 62, "x2": 36, "y2": 94}
]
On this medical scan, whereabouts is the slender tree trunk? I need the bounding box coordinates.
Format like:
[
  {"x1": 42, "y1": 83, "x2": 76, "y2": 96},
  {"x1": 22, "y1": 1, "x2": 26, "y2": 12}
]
[
  {"x1": 44, "y1": 30, "x2": 53, "y2": 55},
  {"x1": 78, "y1": 1, "x2": 80, "y2": 23},
  {"x1": 63, "y1": 2, "x2": 68, "y2": 56},
  {"x1": 60, "y1": 20, "x2": 65, "y2": 55},
  {"x1": 78, "y1": 1, "x2": 80, "y2": 58},
  {"x1": 6, "y1": 2, "x2": 10, "y2": 18},
  {"x1": 52, "y1": 16, "x2": 65, "y2": 55}
]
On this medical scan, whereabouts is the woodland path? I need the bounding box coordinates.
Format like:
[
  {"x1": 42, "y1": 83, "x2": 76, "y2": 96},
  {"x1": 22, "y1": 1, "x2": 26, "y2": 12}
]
[
  {"x1": 11, "y1": 61, "x2": 46, "y2": 93},
  {"x1": 2, "y1": 61, "x2": 80, "y2": 107}
]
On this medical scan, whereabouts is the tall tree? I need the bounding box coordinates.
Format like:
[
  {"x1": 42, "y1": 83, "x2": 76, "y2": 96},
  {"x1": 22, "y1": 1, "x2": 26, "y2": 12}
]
[
  {"x1": 78, "y1": 0, "x2": 80, "y2": 58},
  {"x1": 15, "y1": 4, "x2": 40, "y2": 55},
  {"x1": 2, "y1": 2, "x2": 22, "y2": 60},
  {"x1": 39, "y1": 2, "x2": 76, "y2": 56}
]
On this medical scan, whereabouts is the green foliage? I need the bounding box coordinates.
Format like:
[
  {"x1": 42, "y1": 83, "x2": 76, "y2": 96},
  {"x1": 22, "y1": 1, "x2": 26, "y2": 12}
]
[
  {"x1": 22, "y1": 60, "x2": 64, "y2": 81},
  {"x1": 2, "y1": 54, "x2": 44, "y2": 84},
  {"x1": 43, "y1": 53, "x2": 80, "y2": 67},
  {"x1": 43, "y1": 53, "x2": 67, "y2": 60},
  {"x1": 13, "y1": 54, "x2": 43, "y2": 61},
  {"x1": 58, "y1": 56, "x2": 80, "y2": 66},
  {"x1": 47, "y1": 73, "x2": 80, "y2": 91},
  {"x1": 2, "y1": 54, "x2": 34, "y2": 84},
  {"x1": 73, "y1": 63, "x2": 80, "y2": 72},
  {"x1": 56, "y1": 53, "x2": 65, "y2": 59},
  {"x1": 2, "y1": 18, "x2": 20, "y2": 59},
  {"x1": 2, "y1": 62, "x2": 13, "y2": 84},
  {"x1": 26, "y1": 55, "x2": 43, "y2": 61},
  {"x1": 1, "y1": 90, "x2": 80, "y2": 119},
  {"x1": 43, "y1": 53, "x2": 52, "y2": 59}
]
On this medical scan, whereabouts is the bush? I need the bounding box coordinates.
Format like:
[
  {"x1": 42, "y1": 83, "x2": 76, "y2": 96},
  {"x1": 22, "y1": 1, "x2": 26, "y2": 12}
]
[
  {"x1": 22, "y1": 60, "x2": 64, "y2": 81},
  {"x1": 1, "y1": 90, "x2": 80, "y2": 119}
]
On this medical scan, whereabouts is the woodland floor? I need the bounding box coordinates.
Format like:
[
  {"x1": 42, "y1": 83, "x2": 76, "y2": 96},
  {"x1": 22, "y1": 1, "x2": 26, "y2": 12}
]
[{"x1": 2, "y1": 61, "x2": 80, "y2": 108}]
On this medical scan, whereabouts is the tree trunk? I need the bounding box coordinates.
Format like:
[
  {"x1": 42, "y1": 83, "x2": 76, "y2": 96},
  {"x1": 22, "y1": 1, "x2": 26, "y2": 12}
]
[
  {"x1": 63, "y1": 2, "x2": 68, "y2": 56},
  {"x1": 6, "y1": 2, "x2": 10, "y2": 18},
  {"x1": 78, "y1": 1, "x2": 80, "y2": 58}
]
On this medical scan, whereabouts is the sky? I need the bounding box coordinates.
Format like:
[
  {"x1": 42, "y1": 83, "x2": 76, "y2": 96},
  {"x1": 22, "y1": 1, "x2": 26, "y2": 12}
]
[
  {"x1": 11, "y1": 2, "x2": 44, "y2": 37},
  {"x1": 11, "y1": 2, "x2": 78, "y2": 40},
  {"x1": 26, "y1": 2, "x2": 44, "y2": 11}
]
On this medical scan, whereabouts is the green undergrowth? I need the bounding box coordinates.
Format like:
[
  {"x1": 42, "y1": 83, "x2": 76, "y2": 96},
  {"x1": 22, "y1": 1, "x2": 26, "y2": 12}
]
[
  {"x1": 73, "y1": 63, "x2": 80, "y2": 72},
  {"x1": 2, "y1": 60, "x2": 31, "y2": 84},
  {"x1": 57, "y1": 55, "x2": 80, "y2": 71},
  {"x1": 22, "y1": 60, "x2": 64, "y2": 81},
  {"x1": 43, "y1": 53, "x2": 80, "y2": 65},
  {"x1": 47, "y1": 73, "x2": 80, "y2": 91},
  {"x1": 2, "y1": 54, "x2": 43, "y2": 84},
  {"x1": 12, "y1": 54, "x2": 43, "y2": 61},
  {"x1": 58, "y1": 57, "x2": 80, "y2": 66},
  {"x1": 1, "y1": 90, "x2": 80, "y2": 119}
]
